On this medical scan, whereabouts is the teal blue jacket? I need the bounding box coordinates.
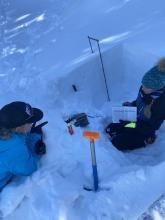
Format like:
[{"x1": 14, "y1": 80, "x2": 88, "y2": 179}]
[{"x1": 0, "y1": 132, "x2": 41, "y2": 190}]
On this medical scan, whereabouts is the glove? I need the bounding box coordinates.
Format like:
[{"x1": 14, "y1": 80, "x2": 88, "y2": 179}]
[
  {"x1": 122, "y1": 101, "x2": 132, "y2": 106},
  {"x1": 35, "y1": 140, "x2": 46, "y2": 155},
  {"x1": 143, "y1": 95, "x2": 153, "y2": 105}
]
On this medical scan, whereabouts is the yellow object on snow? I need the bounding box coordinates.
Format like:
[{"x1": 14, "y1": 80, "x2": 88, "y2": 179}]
[{"x1": 124, "y1": 122, "x2": 136, "y2": 128}]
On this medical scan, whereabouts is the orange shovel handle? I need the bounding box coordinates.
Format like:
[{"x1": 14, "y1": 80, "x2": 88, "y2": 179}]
[{"x1": 83, "y1": 131, "x2": 100, "y2": 142}]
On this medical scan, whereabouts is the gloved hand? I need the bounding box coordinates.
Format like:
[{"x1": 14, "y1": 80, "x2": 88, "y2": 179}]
[
  {"x1": 143, "y1": 95, "x2": 153, "y2": 105},
  {"x1": 35, "y1": 140, "x2": 46, "y2": 155},
  {"x1": 122, "y1": 101, "x2": 132, "y2": 106}
]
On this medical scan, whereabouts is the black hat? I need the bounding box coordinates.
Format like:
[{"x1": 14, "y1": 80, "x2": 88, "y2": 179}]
[{"x1": 0, "y1": 101, "x2": 43, "y2": 129}]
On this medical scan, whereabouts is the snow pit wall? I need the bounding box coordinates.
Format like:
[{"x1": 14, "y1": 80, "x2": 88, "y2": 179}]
[{"x1": 56, "y1": 44, "x2": 125, "y2": 109}]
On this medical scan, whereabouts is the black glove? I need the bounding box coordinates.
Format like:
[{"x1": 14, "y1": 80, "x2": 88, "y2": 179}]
[
  {"x1": 31, "y1": 121, "x2": 48, "y2": 135},
  {"x1": 143, "y1": 94, "x2": 153, "y2": 105},
  {"x1": 122, "y1": 101, "x2": 132, "y2": 106},
  {"x1": 35, "y1": 140, "x2": 46, "y2": 155}
]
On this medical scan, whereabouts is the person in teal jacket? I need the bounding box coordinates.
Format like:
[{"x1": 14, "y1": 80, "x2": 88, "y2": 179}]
[{"x1": 0, "y1": 101, "x2": 47, "y2": 190}]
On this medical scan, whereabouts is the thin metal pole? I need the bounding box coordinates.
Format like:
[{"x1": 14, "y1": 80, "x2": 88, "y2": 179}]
[
  {"x1": 88, "y1": 36, "x2": 110, "y2": 102},
  {"x1": 97, "y1": 41, "x2": 110, "y2": 102},
  {"x1": 88, "y1": 36, "x2": 94, "y2": 53}
]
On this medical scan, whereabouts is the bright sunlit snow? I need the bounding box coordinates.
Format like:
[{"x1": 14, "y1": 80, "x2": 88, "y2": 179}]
[{"x1": 0, "y1": 0, "x2": 165, "y2": 219}]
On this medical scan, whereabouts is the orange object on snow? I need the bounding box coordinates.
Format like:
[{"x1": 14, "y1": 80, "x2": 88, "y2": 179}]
[{"x1": 83, "y1": 131, "x2": 100, "y2": 142}]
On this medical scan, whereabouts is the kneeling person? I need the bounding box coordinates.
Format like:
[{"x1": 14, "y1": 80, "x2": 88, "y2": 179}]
[
  {"x1": 106, "y1": 58, "x2": 165, "y2": 151},
  {"x1": 0, "y1": 101, "x2": 46, "y2": 190}
]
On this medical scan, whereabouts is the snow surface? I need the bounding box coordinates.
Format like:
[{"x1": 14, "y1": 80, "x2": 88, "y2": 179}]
[{"x1": 0, "y1": 0, "x2": 165, "y2": 219}]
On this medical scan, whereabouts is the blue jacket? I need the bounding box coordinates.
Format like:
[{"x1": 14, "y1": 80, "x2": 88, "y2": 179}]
[{"x1": 0, "y1": 132, "x2": 41, "y2": 190}]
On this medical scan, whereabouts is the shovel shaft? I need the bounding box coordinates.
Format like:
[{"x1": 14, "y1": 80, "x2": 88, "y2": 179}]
[
  {"x1": 92, "y1": 165, "x2": 98, "y2": 191},
  {"x1": 90, "y1": 141, "x2": 97, "y2": 165},
  {"x1": 90, "y1": 141, "x2": 98, "y2": 191}
]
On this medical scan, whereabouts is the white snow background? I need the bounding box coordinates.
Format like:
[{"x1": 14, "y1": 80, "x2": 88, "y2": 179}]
[{"x1": 0, "y1": 0, "x2": 165, "y2": 219}]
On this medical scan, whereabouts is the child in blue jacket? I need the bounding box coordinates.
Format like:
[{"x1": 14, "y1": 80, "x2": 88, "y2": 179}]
[{"x1": 0, "y1": 101, "x2": 46, "y2": 190}]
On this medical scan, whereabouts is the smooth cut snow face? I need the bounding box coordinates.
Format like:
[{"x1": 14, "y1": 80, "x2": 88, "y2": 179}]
[{"x1": 0, "y1": 0, "x2": 165, "y2": 220}]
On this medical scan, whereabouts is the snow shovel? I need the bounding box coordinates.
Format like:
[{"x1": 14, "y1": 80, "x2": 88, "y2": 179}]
[{"x1": 83, "y1": 131, "x2": 100, "y2": 191}]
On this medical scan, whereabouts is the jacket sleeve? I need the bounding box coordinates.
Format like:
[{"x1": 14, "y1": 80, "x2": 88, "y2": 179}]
[
  {"x1": 10, "y1": 152, "x2": 38, "y2": 176},
  {"x1": 135, "y1": 94, "x2": 165, "y2": 136},
  {"x1": 26, "y1": 133, "x2": 42, "y2": 155},
  {"x1": 135, "y1": 116, "x2": 164, "y2": 137},
  {"x1": 131, "y1": 100, "x2": 137, "y2": 107},
  {"x1": 131, "y1": 87, "x2": 142, "y2": 107},
  {"x1": 8, "y1": 134, "x2": 39, "y2": 176}
]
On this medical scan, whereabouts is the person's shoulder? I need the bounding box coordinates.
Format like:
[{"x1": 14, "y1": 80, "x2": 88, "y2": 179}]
[
  {"x1": 6, "y1": 133, "x2": 29, "y2": 160},
  {"x1": 1, "y1": 133, "x2": 27, "y2": 151},
  {"x1": 4, "y1": 132, "x2": 25, "y2": 142},
  {"x1": 11, "y1": 133, "x2": 27, "y2": 147},
  {"x1": 0, "y1": 133, "x2": 27, "y2": 161}
]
